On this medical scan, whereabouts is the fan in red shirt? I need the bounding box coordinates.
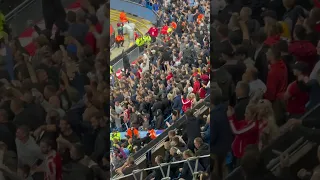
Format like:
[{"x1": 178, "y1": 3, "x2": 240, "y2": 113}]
[
  {"x1": 200, "y1": 70, "x2": 209, "y2": 85},
  {"x1": 181, "y1": 94, "x2": 192, "y2": 112},
  {"x1": 227, "y1": 104, "x2": 268, "y2": 158},
  {"x1": 85, "y1": 15, "x2": 103, "y2": 54},
  {"x1": 166, "y1": 71, "x2": 173, "y2": 81},
  {"x1": 198, "y1": 81, "x2": 207, "y2": 99},
  {"x1": 40, "y1": 138, "x2": 62, "y2": 180},
  {"x1": 192, "y1": 76, "x2": 201, "y2": 94},
  {"x1": 284, "y1": 62, "x2": 309, "y2": 118},
  {"x1": 264, "y1": 46, "x2": 288, "y2": 102},
  {"x1": 289, "y1": 25, "x2": 317, "y2": 72}
]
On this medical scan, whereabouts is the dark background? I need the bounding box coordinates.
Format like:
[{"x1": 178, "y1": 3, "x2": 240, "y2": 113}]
[{"x1": 0, "y1": 0, "x2": 25, "y2": 15}]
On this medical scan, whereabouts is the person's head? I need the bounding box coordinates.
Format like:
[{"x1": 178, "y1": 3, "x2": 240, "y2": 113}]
[
  {"x1": 266, "y1": 45, "x2": 281, "y2": 64},
  {"x1": 244, "y1": 67, "x2": 259, "y2": 82},
  {"x1": 44, "y1": 85, "x2": 57, "y2": 100},
  {"x1": 16, "y1": 125, "x2": 30, "y2": 142},
  {"x1": 251, "y1": 31, "x2": 267, "y2": 47},
  {"x1": 59, "y1": 118, "x2": 72, "y2": 134},
  {"x1": 48, "y1": 96, "x2": 61, "y2": 109},
  {"x1": 10, "y1": 98, "x2": 24, "y2": 114},
  {"x1": 126, "y1": 156, "x2": 135, "y2": 165},
  {"x1": 40, "y1": 138, "x2": 55, "y2": 154},
  {"x1": 164, "y1": 141, "x2": 171, "y2": 150},
  {"x1": 194, "y1": 137, "x2": 203, "y2": 149},
  {"x1": 293, "y1": 25, "x2": 306, "y2": 40},
  {"x1": 70, "y1": 143, "x2": 85, "y2": 161},
  {"x1": 241, "y1": 145, "x2": 262, "y2": 176},
  {"x1": 0, "y1": 109, "x2": 8, "y2": 123},
  {"x1": 235, "y1": 81, "x2": 250, "y2": 98},
  {"x1": 90, "y1": 113, "x2": 104, "y2": 130},
  {"x1": 282, "y1": 0, "x2": 295, "y2": 9},
  {"x1": 261, "y1": 10, "x2": 277, "y2": 25},
  {"x1": 221, "y1": 42, "x2": 234, "y2": 61},
  {"x1": 229, "y1": 32, "x2": 243, "y2": 49},
  {"x1": 182, "y1": 149, "x2": 194, "y2": 159},
  {"x1": 292, "y1": 62, "x2": 309, "y2": 77},
  {"x1": 168, "y1": 130, "x2": 176, "y2": 140},
  {"x1": 235, "y1": 46, "x2": 248, "y2": 61},
  {"x1": 155, "y1": 155, "x2": 164, "y2": 165}
]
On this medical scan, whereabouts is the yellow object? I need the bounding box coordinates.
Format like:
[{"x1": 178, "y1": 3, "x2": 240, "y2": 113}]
[
  {"x1": 143, "y1": 35, "x2": 151, "y2": 45},
  {"x1": 167, "y1": 27, "x2": 173, "y2": 33},
  {"x1": 110, "y1": 66, "x2": 113, "y2": 74},
  {"x1": 279, "y1": 21, "x2": 291, "y2": 41},
  {"x1": 111, "y1": 132, "x2": 121, "y2": 142},
  {"x1": 135, "y1": 37, "x2": 145, "y2": 46}
]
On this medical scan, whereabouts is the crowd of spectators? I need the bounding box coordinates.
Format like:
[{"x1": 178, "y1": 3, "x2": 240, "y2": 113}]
[
  {"x1": 110, "y1": 0, "x2": 211, "y2": 178},
  {"x1": 0, "y1": 0, "x2": 110, "y2": 180},
  {"x1": 210, "y1": 0, "x2": 320, "y2": 179}
]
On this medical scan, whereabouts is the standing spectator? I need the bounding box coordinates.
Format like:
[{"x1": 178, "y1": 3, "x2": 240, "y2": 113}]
[
  {"x1": 184, "y1": 110, "x2": 201, "y2": 151},
  {"x1": 265, "y1": 45, "x2": 288, "y2": 126},
  {"x1": 39, "y1": 138, "x2": 62, "y2": 180}
]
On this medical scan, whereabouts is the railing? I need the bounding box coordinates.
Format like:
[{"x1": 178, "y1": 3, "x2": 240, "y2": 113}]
[
  {"x1": 4, "y1": 0, "x2": 35, "y2": 21},
  {"x1": 111, "y1": 96, "x2": 210, "y2": 178},
  {"x1": 112, "y1": 155, "x2": 210, "y2": 180},
  {"x1": 111, "y1": 45, "x2": 145, "y2": 72}
]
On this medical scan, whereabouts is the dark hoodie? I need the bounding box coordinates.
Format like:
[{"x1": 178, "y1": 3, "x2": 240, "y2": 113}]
[
  {"x1": 264, "y1": 60, "x2": 288, "y2": 101},
  {"x1": 155, "y1": 109, "x2": 164, "y2": 130},
  {"x1": 289, "y1": 40, "x2": 317, "y2": 71}
]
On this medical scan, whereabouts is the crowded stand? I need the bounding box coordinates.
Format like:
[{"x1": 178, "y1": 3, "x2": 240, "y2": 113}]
[
  {"x1": 0, "y1": 0, "x2": 109, "y2": 180},
  {"x1": 110, "y1": 0, "x2": 210, "y2": 179},
  {"x1": 210, "y1": 0, "x2": 320, "y2": 179}
]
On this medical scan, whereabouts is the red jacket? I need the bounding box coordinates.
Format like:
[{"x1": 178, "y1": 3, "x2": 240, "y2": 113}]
[
  {"x1": 198, "y1": 87, "x2": 206, "y2": 99},
  {"x1": 228, "y1": 116, "x2": 267, "y2": 158},
  {"x1": 182, "y1": 98, "x2": 192, "y2": 112},
  {"x1": 193, "y1": 80, "x2": 200, "y2": 94},
  {"x1": 264, "y1": 60, "x2": 288, "y2": 101},
  {"x1": 289, "y1": 40, "x2": 317, "y2": 71},
  {"x1": 166, "y1": 72, "x2": 173, "y2": 81}
]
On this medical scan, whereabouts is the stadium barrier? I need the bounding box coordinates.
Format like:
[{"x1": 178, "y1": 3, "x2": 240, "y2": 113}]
[
  {"x1": 112, "y1": 155, "x2": 210, "y2": 180},
  {"x1": 111, "y1": 96, "x2": 210, "y2": 178}
]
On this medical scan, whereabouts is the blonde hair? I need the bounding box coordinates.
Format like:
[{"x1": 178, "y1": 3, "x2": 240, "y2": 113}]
[{"x1": 256, "y1": 99, "x2": 279, "y2": 148}]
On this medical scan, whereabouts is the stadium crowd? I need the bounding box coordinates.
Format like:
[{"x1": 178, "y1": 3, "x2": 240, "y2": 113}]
[
  {"x1": 210, "y1": 0, "x2": 320, "y2": 179},
  {"x1": 0, "y1": 0, "x2": 109, "y2": 180},
  {"x1": 110, "y1": 0, "x2": 211, "y2": 179}
]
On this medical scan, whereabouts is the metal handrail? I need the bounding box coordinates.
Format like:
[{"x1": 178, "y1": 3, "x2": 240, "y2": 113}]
[
  {"x1": 112, "y1": 155, "x2": 210, "y2": 180},
  {"x1": 4, "y1": 0, "x2": 36, "y2": 21}
]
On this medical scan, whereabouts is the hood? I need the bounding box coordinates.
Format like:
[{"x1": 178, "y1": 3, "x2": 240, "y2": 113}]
[
  {"x1": 264, "y1": 35, "x2": 280, "y2": 46},
  {"x1": 289, "y1": 40, "x2": 317, "y2": 58}
]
